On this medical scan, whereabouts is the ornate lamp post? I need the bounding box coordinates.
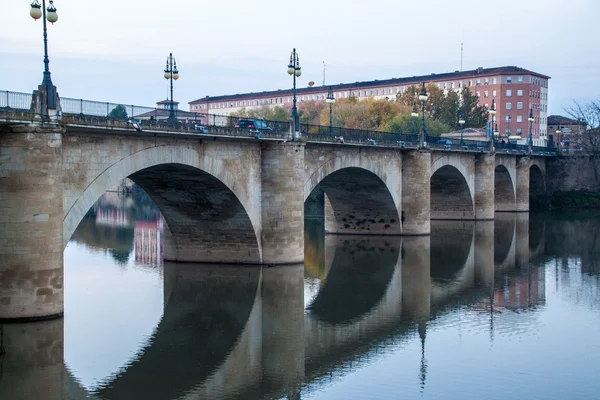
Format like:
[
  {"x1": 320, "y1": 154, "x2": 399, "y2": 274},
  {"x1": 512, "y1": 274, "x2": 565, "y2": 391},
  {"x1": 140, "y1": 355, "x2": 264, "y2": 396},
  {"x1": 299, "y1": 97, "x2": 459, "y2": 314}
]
[
  {"x1": 411, "y1": 102, "x2": 419, "y2": 135},
  {"x1": 163, "y1": 53, "x2": 179, "y2": 124},
  {"x1": 488, "y1": 99, "x2": 496, "y2": 152},
  {"x1": 30, "y1": 0, "x2": 59, "y2": 111},
  {"x1": 459, "y1": 112, "x2": 466, "y2": 145},
  {"x1": 326, "y1": 86, "x2": 335, "y2": 134},
  {"x1": 287, "y1": 48, "x2": 302, "y2": 131},
  {"x1": 418, "y1": 82, "x2": 428, "y2": 147},
  {"x1": 528, "y1": 107, "x2": 535, "y2": 154}
]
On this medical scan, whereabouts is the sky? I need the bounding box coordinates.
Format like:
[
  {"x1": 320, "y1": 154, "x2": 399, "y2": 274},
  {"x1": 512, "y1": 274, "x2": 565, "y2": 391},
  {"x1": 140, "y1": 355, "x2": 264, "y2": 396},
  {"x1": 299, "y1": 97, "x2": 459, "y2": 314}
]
[{"x1": 2, "y1": 0, "x2": 599, "y2": 115}]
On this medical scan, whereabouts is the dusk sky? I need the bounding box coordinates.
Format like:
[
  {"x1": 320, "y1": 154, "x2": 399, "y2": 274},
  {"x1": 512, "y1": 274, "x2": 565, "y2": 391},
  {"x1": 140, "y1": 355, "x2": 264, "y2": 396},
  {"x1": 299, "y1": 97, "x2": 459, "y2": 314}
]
[{"x1": 2, "y1": 0, "x2": 598, "y2": 114}]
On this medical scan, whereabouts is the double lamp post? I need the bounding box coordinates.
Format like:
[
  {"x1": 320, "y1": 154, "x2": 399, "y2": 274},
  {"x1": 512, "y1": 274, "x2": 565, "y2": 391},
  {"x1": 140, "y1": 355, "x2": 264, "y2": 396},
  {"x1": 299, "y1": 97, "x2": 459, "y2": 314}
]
[
  {"x1": 30, "y1": 0, "x2": 59, "y2": 112},
  {"x1": 163, "y1": 53, "x2": 180, "y2": 124}
]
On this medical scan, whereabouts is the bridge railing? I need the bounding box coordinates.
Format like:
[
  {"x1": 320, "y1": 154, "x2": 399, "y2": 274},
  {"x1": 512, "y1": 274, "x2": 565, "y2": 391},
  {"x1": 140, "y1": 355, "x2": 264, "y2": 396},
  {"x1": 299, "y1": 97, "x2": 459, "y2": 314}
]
[
  {"x1": 427, "y1": 137, "x2": 491, "y2": 152},
  {"x1": 0, "y1": 90, "x2": 558, "y2": 155},
  {"x1": 299, "y1": 123, "x2": 421, "y2": 147},
  {"x1": 0, "y1": 90, "x2": 33, "y2": 110}
]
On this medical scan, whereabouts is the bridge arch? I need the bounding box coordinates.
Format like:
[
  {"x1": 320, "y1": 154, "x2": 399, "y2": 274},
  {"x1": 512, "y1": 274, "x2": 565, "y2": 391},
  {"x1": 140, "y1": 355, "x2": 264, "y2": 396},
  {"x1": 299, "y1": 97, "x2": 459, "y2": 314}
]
[
  {"x1": 529, "y1": 163, "x2": 546, "y2": 210},
  {"x1": 494, "y1": 165, "x2": 516, "y2": 211},
  {"x1": 63, "y1": 145, "x2": 261, "y2": 263},
  {"x1": 304, "y1": 152, "x2": 402, "y2": 234},
  {"x1": 430, "y1": 158, "x2": 474, "y2": 219}
]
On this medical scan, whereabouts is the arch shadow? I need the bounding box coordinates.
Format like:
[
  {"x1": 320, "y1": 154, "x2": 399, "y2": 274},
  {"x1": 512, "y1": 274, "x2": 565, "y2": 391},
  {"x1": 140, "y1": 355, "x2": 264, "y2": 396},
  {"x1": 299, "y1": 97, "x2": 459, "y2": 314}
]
[
  {"x1": 93, "y1": 263, "x2": 262, "y2": 400},
  {"x1": 495, "y1": 165, "x2": 516, "y2": 212},
  {"x1": 306, "y1": 167, "x2": 401, "y2": 235},
  {"x1": 430, "y1": 165, "x2": 474, "y2": 219},
  {"x1": 307, "y1": 235, "x2": 401, "y2": 325}
]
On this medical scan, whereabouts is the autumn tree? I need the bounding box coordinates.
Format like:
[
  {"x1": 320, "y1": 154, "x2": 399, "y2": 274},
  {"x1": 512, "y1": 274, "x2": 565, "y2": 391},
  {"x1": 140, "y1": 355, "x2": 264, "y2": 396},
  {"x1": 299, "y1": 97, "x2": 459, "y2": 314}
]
[
  {"x1": 231, "y1": 105, "x2": 290, "y2": 122},
  {"x1": 566, "y1": 100, "x2": 600, "y2": 189},
  {"x1": 109, "y1": 104, "x2": 128, "y2": 119}
]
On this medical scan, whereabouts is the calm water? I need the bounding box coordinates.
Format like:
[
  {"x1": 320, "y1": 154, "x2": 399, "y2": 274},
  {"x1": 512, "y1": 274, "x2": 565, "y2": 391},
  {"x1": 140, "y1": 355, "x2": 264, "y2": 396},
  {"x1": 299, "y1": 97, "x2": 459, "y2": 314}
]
[{"x1": 1, "y1": 189, "x2": 600, "y2": 400}]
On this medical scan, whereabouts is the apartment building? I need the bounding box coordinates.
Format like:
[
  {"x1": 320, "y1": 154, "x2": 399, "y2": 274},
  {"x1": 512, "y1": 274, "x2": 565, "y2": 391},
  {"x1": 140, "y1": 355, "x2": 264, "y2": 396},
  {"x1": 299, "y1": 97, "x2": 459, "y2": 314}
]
[{"x1": 189, "y1": 66, "x2": 550, "y2": 145}]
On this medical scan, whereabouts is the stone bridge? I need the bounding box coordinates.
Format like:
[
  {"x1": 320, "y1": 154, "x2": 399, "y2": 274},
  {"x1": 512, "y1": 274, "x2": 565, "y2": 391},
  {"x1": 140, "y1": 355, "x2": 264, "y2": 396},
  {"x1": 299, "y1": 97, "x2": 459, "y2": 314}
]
[{"x1": 0, "y1": 116, "x2": 547, "y2": 320}]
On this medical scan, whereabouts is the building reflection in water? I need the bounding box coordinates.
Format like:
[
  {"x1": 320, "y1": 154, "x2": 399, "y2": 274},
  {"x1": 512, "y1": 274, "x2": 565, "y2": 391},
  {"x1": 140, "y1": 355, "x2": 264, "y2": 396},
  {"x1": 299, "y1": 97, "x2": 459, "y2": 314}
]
[{"x1": 5, "y1": 202, "x2": 600, "y2": 399}]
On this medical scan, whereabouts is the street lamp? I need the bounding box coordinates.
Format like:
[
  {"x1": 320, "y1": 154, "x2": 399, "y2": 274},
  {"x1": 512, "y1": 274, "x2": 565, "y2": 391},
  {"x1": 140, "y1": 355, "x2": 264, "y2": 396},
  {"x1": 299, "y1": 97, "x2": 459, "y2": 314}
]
[
  {"x1": 287, "y1": 48, "x2": 302, "y2": 132},
  {"x1": 418, "y1": 82, "x2": 428, "y2": 147},
  {"x1": 326, "y1": 86, "x2": 335, "y2": 134},
  {"x1": 528, "y1": 107, "x2": 535, "y2": 154},
  {"x1": 488, "y1": 99, "x2": 496, "y2": 152},
  {"x1": 163, "y1": 53, "x2": 179, "y2": 124},
  {"x1": 205, "y1": 95, "x2": 210, "y2": 126},
  {"x1": 459, "y1": 112, "x2": 466, "y2": 145},
  {"x1": 411, "y1": 102, "x2": 419, "y2": 135},
  {"x1": 30, "y1": 0, "x2": 59, "y2": 111}
]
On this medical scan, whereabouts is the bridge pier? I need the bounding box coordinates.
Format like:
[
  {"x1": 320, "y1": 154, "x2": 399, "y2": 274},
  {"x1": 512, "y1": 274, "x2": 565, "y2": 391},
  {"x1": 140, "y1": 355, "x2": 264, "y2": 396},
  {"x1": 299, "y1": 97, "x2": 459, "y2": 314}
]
[
  {"x1": 516, "y1": 156, "x2": 530, "y2": 212},
  {"x1": 261, "y1": 264, "x2": 305, "y2": 394},
  {"x1": 261, "y1": 142, "x2": 305, "y2": 264},
  {"x1": 0, "y1": 319, "x2": 64, "y2": 399},
  {"x1": 515, "y1": 213, "x2": 530, "y2": 269},
  {"x1": 401, "y1": 236, "x2": 431, "y2": 321},
  {"x1": 474, "y1": 221, "x2": 495, "y2": 286},
  {"x1": 474, "y1": 154, "x2": 495, "y2": 219},
  {"x1": 0, "y1": 124, "x2": 64, "y2": 320},
  {"x1": 401, "y1": 150, "x2": 431, "y2": 235}
]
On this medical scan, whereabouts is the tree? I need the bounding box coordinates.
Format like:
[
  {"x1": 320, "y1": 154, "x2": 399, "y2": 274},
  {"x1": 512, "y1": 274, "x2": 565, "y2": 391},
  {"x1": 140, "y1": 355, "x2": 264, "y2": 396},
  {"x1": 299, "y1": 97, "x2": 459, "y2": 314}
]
[
  {"x1": 459, "y1": 87, "x2": 488, "y2": 128},
  {"x1": 566, "y1": 100, "x2": 600, "y2": 189},
  {"x1": 109, "y1": 104, "x2": 128, "y2": 119},
  {"x1": 231, "y1": 105, "x2": 290, "y2": 121},
  {"x1": 386, "y1": 114, "x2": 452, "y2": 137},
  {"x1": 298, "y1": 100, "x2": 326, "y2": 125}
]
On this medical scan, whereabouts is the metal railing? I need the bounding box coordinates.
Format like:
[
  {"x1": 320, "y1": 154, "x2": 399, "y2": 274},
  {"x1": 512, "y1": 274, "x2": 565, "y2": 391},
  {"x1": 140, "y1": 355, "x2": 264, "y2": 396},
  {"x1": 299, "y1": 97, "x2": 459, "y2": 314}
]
[
  {"x1": 0, "y1": 90, "x2": 558, "y2": 155},
  {"x1": 0, "y1": 90, "x2": 33, "y2": 109},
  {"x1": 300, "y1": 123, "x2": 421, "y2": 147}
]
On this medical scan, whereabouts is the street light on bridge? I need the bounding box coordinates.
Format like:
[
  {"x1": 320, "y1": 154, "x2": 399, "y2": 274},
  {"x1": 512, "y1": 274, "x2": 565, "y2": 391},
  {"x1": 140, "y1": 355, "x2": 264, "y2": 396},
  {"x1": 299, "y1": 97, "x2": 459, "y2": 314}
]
[
  {"x1": 287, "y1": 48, "x2": 302, "y2": 132},
  {"x1": 418, "y1": 82, "x2": 428, "y2": 147},
  {"x1": 30, "y1": 0, "x2": 59, "y2": 111},
  {"x1": 326, "y1": 86, "x2": 335, "y2": 134},
  {"x1": 459, "y1": 112, "x2": 466, "y2": 145},
  {"x1": 488, "y1": 99, "x2": 497, "y2": 152},
  {"x1": 528, "y1": 107, "x2": 535, "y2": 154},
  {"x1": 411, "y1": 102, "x2": 419, "y2": 136},
  {"x1": 163, "y1": 53, "x2": 179, "y2": 124}
]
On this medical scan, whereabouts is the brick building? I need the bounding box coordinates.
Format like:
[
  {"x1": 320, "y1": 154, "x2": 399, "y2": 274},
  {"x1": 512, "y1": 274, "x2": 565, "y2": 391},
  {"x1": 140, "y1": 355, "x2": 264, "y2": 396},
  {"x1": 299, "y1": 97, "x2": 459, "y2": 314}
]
[{"x1": 189, "y1": 66, "x2": 550, "y2": 145}]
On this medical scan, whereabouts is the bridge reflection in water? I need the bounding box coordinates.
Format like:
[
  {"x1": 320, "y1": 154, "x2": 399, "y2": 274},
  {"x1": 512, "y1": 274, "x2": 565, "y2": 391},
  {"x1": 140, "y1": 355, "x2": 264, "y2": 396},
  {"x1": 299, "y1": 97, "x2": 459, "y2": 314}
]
[{"x1": 1, "y1": 214, "x2": 553, "y2": 400}]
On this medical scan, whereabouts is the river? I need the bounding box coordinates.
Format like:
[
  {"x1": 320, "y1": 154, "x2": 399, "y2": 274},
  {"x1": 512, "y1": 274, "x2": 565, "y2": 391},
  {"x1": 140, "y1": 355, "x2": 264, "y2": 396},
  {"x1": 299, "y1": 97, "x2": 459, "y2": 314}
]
[{"x1": 1, "y1": 188, "x2": 599, "y2": 400}]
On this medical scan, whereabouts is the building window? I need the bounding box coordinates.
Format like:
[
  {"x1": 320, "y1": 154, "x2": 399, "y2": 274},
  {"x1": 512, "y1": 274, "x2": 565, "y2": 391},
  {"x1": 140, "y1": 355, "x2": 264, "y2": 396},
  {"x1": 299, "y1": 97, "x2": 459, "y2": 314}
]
[
  {"x1": 507, "y1": 76, "x2": 512, "y2": 83},
  {"x1": 492, "y1": 77, "x2": 497, "y2": 84},
  {"x1": 476, "y1": 79, "x2": 481, "y2": 86},
  {"x1": 517, "y1": 102, "x2": 523, "y2": 110},
  {"x1": 484, "y1": 78, "x2": 489, "y2": 85},
  {"x1": 484, "y1": 91, "x2": 488, "y2": 98},
  {"x1": 506, "y1": 89, "x2": 512, "y2": 97},
  {"x1": 517, "y1": 128, "x2": 523, "y2": 134},
  {"x1": 506, "y1": 102, "x2": 512, "y2": 110},
  {"x1": 517, "y1": 89, "x2": 523, "y2": 97},
  {"x1": 492, "y1": 90, "x2": 497, "y2": 98},
  {"x1": 476, "y1": 92, "x2": 481, "y2": 97},
  {"x1": 517, "y1": 115, "x2": 523, "y2": 122},
  {"x1": 517, "y1": 76, "x2": 523, "y2": 83},
  {"x1": 506, "y1": 115, "x2": 511, "y2": 122}
]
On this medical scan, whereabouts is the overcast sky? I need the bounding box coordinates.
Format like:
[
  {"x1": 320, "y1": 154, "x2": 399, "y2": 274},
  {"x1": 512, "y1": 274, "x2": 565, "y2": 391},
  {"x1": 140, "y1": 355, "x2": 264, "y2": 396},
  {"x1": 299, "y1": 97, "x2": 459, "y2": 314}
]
[{"x1": 2, "y1": 0, "x2": 598, "y2": 114}]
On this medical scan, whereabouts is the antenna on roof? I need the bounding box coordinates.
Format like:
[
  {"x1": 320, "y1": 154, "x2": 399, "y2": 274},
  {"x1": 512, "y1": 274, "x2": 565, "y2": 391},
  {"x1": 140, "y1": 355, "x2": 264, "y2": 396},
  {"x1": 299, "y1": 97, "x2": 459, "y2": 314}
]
[
  {"x1": 322, "y1": 61, "x2": 326, "y2": 86},
  {"x1": 460, "y1": 43, "x2": 464, "y2": 72}
]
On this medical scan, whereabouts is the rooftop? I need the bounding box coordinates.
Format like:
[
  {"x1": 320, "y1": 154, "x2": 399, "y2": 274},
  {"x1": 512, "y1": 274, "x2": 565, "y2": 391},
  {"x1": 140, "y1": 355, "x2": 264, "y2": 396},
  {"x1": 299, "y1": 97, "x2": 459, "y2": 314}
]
[
  {"x1": 190, "y1": 66, "x2": 551, "y2": 104},
  {"x1": 547, "y1": 115, "x2": 586, "y2": 126}
]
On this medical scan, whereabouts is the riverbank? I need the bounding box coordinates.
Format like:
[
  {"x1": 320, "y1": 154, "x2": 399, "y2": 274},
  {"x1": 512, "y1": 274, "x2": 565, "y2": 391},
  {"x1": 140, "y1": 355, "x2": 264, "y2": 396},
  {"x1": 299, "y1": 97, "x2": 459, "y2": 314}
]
[{"x1": 548, "y1": 190, "x2": 600, "y2": 209}]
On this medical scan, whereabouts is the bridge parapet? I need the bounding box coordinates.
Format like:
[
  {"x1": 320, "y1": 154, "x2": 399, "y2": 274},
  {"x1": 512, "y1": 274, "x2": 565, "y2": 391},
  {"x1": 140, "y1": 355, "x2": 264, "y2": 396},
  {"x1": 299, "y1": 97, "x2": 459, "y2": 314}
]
[{"x1": 1, "y1": 90, "x2": 558, "y2": 155}]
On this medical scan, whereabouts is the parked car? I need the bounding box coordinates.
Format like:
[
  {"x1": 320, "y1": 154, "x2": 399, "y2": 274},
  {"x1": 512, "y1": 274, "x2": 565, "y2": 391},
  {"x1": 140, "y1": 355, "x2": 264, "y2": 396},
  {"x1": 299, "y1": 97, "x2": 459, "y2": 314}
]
[
  {"x1": 234, "y1": 119, "x2": 272, "y2": 132},
  {"x1": 192, "y1": 124, "x2": 208, "y2": 133}
]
